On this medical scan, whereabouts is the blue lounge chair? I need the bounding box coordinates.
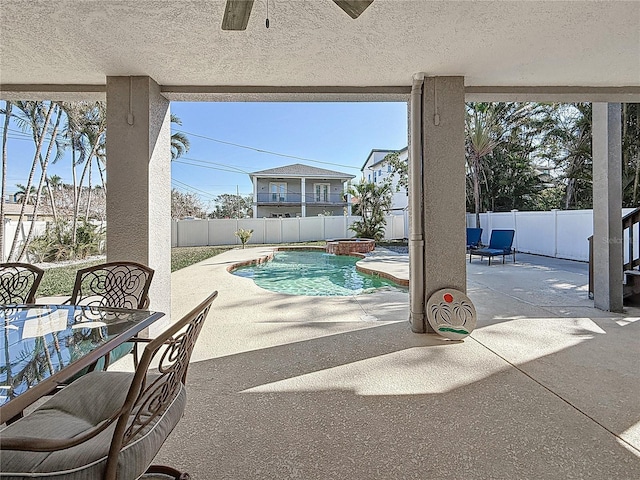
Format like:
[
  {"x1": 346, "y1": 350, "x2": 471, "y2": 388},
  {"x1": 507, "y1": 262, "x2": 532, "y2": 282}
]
[
  {"x1": 466, "y1": 227, "x2": 483, "y2": 251},
  {"x1": 470, "y1": 229, "x2": 515, "y2": 265}
]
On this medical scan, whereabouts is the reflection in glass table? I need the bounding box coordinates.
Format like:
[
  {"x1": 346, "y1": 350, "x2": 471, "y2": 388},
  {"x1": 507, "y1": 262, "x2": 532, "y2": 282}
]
[{"x1": 0, "y1": 304, "x2": 164, "y2": 424}]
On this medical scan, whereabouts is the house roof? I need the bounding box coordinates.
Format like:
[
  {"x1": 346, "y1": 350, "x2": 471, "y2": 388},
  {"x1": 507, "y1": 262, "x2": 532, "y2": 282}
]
[
  {"x1": 250, "y1": 163, "x2": 355, "y2": 180},
  {"x1": 2, "y1": 202, "x2": 42, "y2": 216},
  {"x1": 361, "y1": 147, "x2": 408, "y2": 171}
]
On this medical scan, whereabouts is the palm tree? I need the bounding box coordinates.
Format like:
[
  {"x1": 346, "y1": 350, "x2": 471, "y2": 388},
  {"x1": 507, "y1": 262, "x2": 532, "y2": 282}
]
[
  {"x1": 14, "y1": 184, "x2": 37, "y2": 204},
  {"x1": 49, "y1": 175, "x2": 62, "y2": 190},
  {"x1": 42, "y1": 175, "x2": 60, "y2": 224},
  {"x1": 18, "y1": 102, "x2": 64, "y2": 260},
  {"x1": 59, "y1": 101, "x2": 106, "y2": 247},
  {"x1": 348, "y1": 180, "x2": 392, "y2": 241},
  {"x1": 3, "y1": 101, "x2": 59, "y2": 261},
  {"x1": 466, "y1": 102, "x2": 547, "y2": 224},
  {"x1": 466, "y1": 105, "x2": 497, "y2": 228},
  {"x1": 0, "y1": 101, "x2": 11, "y2": 261},
  {"x1": 171, "y1": 114, "x2": 190, "y2": 161}
]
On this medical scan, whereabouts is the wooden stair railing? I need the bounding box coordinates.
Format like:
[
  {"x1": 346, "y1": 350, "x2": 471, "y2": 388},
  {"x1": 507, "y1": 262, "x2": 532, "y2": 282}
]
[{"x1": 588, "y1": 207, "x2": 640, "y2": 300}]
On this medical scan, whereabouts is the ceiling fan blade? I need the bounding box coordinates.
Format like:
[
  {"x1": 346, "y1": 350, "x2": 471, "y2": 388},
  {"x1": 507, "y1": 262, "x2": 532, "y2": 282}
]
[
  {"x1": 222, "y1": 0, "x2": 255, "y2": 31},
  {"x1": 333, "y1": 0, "x2": 374, "y2": 19}
]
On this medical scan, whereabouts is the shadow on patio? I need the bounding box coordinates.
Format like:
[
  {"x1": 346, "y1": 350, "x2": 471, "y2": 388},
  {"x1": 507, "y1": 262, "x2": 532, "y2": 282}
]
[{"x1": 151, "y1": 248, "x2": 639, "y2": 479}]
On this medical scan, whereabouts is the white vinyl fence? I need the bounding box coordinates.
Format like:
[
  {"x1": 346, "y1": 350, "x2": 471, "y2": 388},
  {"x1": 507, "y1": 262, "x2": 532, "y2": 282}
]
[
  {"x1": 172, "y1": 214, "x2": 408, "y2": 248},
  {"x1": 2, "y1": 220, "x2": 48, "y2": 262},
  {"x1": 466, "y1": 209, "x2": 635, "y2": 262},
  {"x1": 6, "y1": 210, "x2": 630, "y2": 263}
]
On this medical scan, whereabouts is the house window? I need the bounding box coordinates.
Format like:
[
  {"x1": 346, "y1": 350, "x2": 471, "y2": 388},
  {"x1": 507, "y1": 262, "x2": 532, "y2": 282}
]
[
  {"x1": 314, "y1": 183, "x2": 330, "y2": 202},
  {"x1": 270, "y1": 182, "x2": 286, "y2": 202},
  {"x1": 387, "y1": 165, "x2": 392, "y2": 172},
  {"x1": 378, "y1": 169, "x2": 382, "y2": 176},
  {"x1": 368, "y1": 174, "x2": 371, "y2": 183}
]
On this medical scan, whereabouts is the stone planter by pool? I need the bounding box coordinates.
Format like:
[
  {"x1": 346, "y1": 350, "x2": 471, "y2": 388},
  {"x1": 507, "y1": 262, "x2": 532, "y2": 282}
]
[{"x1": 326, "y1": 238, "x2": 375, "y2": 255}]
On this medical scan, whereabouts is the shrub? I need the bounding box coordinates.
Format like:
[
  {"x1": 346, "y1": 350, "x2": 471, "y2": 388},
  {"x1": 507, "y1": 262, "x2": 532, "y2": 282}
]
[
  {"x1": 27, "y1": 220, "x2": 105, "y2": 262},
  {"x1": 234, "y1": 228, "x2": 253, "y2": 249}
]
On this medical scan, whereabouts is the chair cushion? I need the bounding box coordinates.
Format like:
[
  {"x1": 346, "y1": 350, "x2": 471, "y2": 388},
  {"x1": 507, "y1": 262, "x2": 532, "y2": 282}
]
[
  {"x1": 476, "y1": 248, "x2": 509, "y2": 256},
  {"x1": 0, "y1": 371, "x2": 186, "y2": 479}
]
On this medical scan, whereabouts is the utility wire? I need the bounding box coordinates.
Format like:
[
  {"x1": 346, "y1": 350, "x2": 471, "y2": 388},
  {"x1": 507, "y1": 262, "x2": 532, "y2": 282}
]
[
  {"x1": 179, "y1": 156, "x2": 251, "y2": 174},
  {"x1": 2, "y1": 125, "x2": 363, "y2": 172},
  {"x1": 173, "y1": 159, "x2": 252, "y2": 175},
  {"x1": 171, "y1": 178, "x2": 218, "y2": 200},
  {"x1": 175, "y1": 129, "x2": 361, "y2": 171}
]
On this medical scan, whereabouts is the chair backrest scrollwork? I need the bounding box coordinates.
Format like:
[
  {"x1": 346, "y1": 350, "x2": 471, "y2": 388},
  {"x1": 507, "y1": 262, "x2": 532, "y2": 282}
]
[
  {"x1": 70, "y1": 261, "x2": 154, "y2": 310},
  {"x1": 0, "y1": 263, "x2": 45, "y2": 305},
  {"x1": 104, "y1": 291, "x2": 218, "y2": 478}
]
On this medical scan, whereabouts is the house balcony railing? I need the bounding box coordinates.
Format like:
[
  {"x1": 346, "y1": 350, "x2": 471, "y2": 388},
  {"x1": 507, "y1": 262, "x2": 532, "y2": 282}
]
[{"x1": 255, "y1": 193, "x2": 347, "y2": 205}]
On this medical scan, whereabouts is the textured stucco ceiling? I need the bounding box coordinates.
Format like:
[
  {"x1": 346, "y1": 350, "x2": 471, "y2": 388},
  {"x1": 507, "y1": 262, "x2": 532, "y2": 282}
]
[{"x1": 1, "y1": 0, "x2": 639, "y2": 92}]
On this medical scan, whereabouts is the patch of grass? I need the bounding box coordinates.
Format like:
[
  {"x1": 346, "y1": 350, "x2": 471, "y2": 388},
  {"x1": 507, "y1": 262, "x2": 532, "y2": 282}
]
[
  {"x1": 37, "y1": 259, "x2": 105, "y2": 297},
  {"x1": 35, "y1": 242, "x2": 330, "y2": 296},
  {"x1": 171, "y1": 246, "x2": 235, "y2": 272},
  {"x1": 171, "y1": 242, "x2": 326, "y2": 271}
]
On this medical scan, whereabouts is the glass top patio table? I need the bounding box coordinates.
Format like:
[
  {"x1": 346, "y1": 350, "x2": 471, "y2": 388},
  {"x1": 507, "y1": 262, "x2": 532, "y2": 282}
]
[{"x1": 0, "y1": 304, "x2": 164, "y2": 424}]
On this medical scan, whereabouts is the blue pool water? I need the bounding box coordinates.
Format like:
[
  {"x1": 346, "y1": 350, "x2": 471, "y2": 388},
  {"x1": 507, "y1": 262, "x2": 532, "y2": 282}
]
[{"x1": 232, "y1": 250, "x2": 403, "y2": 296}]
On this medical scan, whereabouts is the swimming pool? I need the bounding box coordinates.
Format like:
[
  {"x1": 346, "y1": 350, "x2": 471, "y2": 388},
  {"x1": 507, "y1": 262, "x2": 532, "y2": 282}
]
[{"x1": 231, "y1": 250, "x2": 403, "y2": 296}]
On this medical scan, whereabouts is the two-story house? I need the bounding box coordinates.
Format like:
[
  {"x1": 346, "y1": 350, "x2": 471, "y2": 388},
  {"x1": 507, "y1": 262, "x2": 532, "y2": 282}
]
[
  {"x1": 361, "y1": 148, "x2": 408, "y2": 214},
  {"x1": 250, "y1": 164, "x2": 356, "y2": 218}
]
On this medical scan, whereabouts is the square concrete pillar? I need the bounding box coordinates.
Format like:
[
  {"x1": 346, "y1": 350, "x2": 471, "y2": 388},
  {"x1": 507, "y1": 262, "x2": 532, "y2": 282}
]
[
  {"x1": 592, "y1": 103, "x2": 623, "y2": 312},
  {"x1": 106, "y1": 76, "x2": 171, "y2": 332},
  {"x1": 421, "y1": 77, "x2": 467, "y2": 333}
]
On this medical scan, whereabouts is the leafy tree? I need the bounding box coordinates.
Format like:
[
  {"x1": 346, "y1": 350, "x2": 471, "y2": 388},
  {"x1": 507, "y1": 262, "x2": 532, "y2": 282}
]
[
  {"x1": 348, "y1": 180, "x2": 392, "y2": 241},
  {"x1": 481, "y1": 150, "x2": 545, "y2": 211},
  {"x1": 171, "y1": 189, "x2": 206, "y2": 220},
  {"x1": 383, "y1": 151, "x2": 408, "y2": 193},
  {"x1": 530, "y1": 102, "x2": 639, "y2": 210},
  {"x1": 532, "y1": 186, "x2": 565, "y2": 211},
  {"x1": 622, "y1": 103, "x2": 640, "y2": 207},
  {"x1": 465, "y1": 102, "x2": 549, "y2": 223},
  {"x1": 545, "y1": 103, "x2": 593, "y2": 209},
  {"x1": 209, "y1": 193, "x2": 253, "y2": 218}
]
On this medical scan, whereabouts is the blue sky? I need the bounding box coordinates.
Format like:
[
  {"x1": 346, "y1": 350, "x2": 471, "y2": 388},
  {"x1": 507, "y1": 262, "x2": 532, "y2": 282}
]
[{"x1": 3, "y1": 102, "x2": 408, "y2": 209}]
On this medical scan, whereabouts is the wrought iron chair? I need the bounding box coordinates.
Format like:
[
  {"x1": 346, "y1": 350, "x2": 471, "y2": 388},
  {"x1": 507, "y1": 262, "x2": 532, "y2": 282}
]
[
  {"x1": 64, "y1": 261, "x2": 155, "y2": 375},
  {"x1": 0, "y1": 290, "x2": 218, "y2": 480},
  {"x1": 0, "y1": 262, "x2": 45, "y2": 304},
  {"x1": 70, "y1": 261, "x2": 154, "y2": 310}
]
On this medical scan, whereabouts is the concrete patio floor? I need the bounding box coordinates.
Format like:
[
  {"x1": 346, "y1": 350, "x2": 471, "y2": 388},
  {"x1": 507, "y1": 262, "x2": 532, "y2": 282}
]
[{"x1": 149, "y1": 247, "x2": 640, "y2": 479}]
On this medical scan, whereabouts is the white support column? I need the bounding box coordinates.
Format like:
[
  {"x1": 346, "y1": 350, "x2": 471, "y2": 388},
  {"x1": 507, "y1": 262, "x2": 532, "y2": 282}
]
[
  {"x1": 252, "y1": 177, "x2": 258, "y2": 218},
  {"x1": 421, "y1": 76, "x2": 467, "y2": 333},
  {"x1": 106, "y1": 76, "x2": 171, "y2": 332},
  {"x1": 301, "y1": 177, "x2": 307, "y2": 217},
  {"x1": 593, "y1": 103, "x2": 623, "y2": 312}
]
